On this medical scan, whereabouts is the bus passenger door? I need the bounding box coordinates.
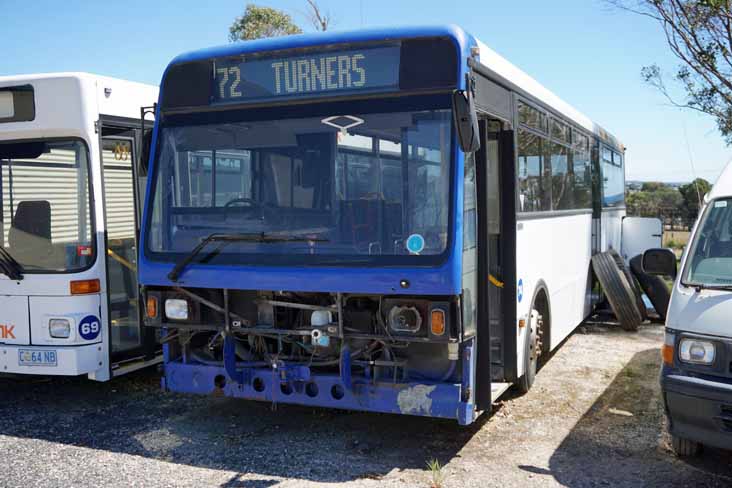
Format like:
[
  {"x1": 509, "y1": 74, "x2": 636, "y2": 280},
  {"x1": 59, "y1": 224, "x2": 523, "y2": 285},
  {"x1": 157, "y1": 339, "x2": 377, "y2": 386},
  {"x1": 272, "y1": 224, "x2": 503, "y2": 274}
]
[
  {"x1": 99, "y1": 125, "x2": 157, "y2": 368},
  {"x1": 475, "y1": 120, "x2": 507, "y2": 410}
]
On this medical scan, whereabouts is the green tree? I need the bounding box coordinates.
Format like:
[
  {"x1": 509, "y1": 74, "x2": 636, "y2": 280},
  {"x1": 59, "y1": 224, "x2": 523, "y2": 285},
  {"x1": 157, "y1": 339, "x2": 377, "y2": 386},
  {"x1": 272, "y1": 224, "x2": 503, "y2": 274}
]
[
  {"x1": 641, "y1": 181, "x2": 667, "y2": 192},
  {"x1": 229, "y1": 4, "x2": 302, "y2": 42},
  {"x1": 610, "y1": 1, "x2": 732, "y2": 144},
  {"x1": 627, "y1": 181, "x2": 684, "y2": 216},
  {"x1": 679, "y1": 177, "x2": 712, "y2": 215}
]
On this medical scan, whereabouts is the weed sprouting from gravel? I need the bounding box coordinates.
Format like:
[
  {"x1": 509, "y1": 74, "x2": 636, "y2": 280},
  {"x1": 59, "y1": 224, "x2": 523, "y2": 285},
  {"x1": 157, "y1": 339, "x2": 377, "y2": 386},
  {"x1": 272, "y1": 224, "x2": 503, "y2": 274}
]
[{"x1": 426, "y1": 458, "x2": 445, "y2": 488}]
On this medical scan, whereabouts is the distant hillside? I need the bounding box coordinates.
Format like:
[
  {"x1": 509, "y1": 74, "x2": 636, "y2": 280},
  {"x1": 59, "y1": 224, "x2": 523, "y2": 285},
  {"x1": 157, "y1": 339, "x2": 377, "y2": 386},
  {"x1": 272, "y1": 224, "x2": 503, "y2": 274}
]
[{"x1": 627, "y1": 180, "x2": 685, "y2": 190}]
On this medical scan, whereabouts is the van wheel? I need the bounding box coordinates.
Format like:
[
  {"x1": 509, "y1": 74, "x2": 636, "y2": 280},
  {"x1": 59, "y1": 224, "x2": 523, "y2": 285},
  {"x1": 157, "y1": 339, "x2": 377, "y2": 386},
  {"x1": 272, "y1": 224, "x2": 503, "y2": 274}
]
[
  {"x1": 516, "y1": 310, "x2": 542, "y2": 394},
  {"x1": 671, "y1": 435, "x2": 701, "y2": 457}
]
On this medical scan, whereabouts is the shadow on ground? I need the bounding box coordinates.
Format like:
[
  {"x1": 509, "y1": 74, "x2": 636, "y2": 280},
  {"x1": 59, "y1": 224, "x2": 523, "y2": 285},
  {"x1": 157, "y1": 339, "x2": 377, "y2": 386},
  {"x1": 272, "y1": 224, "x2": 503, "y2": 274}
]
[
  {"x1": 0, "y1": 370, "x2": 485, "y2": 486},
  {"x1": 520, "y1": 347, "x2": 732, "y2": 487}
]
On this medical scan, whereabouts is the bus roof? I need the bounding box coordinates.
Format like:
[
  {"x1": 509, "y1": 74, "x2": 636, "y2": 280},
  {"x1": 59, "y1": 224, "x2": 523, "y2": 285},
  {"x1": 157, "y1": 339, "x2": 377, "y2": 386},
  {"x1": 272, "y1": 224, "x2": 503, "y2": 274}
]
[
  {"x1": 0, "y1": 72, "x2": 157, "y2": 127},
  {"x1": 163, "y1": 24, "x2": 622, "y2": 149}
]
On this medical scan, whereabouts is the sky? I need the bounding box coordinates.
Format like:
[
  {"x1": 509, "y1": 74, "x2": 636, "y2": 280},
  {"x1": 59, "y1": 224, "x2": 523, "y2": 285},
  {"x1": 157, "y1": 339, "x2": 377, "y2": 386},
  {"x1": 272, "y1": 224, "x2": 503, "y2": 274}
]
[{"x1": 2, "y1": 0, "x2": 730, "y2": 183}]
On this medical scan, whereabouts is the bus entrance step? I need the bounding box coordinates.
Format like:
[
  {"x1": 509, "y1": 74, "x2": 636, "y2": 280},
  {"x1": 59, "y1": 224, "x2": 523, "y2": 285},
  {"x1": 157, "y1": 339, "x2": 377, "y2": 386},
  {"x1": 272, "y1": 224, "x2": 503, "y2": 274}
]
[{"x1": 491, "y1": 382, "x2": 511, "y2": 402}]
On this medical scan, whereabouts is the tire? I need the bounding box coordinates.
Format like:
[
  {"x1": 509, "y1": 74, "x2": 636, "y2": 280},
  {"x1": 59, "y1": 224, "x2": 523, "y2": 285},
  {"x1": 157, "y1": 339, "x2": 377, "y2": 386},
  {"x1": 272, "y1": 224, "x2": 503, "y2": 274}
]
[
  {"x1": 609, "y1": 249, "x2": 647, "y2": 321},
  {"x1": 516, "y1": 310, "x2": 540, "y2": 394},
  {"x1": 630, "y1": 254, "x2": 671, "y2": 321},
  {"x1": 592, "y1": 252, "x2": 643, "y2": 331},
  {"x1": 671, "y1": 435, "x2": 701, "y2": 457}
]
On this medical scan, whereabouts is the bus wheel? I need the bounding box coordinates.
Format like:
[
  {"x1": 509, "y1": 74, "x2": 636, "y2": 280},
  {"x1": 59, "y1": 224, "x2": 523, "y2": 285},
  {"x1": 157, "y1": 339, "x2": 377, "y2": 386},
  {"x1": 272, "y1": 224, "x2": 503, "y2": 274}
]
[
  {"x1": 516, "y1": 309, "x2": 542, "y2": 394},
  {"x1": 671, "y1": 435, "x2": 701, "y2": 457}
]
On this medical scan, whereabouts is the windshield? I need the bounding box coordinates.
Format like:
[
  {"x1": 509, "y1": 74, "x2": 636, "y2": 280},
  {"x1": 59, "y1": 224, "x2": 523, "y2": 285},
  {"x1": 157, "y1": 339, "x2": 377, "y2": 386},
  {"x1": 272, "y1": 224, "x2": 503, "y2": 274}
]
[
  {"x1": 0, "y1": 140, "x2": 94, "y2": 273},
  {"x1": 146, "y1": 98, "x2": 453, "y2": 265},
  {"x1": 684, "y1": 197, "x2": 732, "y2": 286}
]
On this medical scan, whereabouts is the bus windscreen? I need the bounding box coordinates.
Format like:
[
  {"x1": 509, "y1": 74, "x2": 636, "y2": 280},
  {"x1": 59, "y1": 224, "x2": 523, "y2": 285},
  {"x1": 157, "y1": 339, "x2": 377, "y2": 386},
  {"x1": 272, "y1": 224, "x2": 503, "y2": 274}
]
[{"x1": 146, "y1": 102, "x2": 453, "y2": 266}]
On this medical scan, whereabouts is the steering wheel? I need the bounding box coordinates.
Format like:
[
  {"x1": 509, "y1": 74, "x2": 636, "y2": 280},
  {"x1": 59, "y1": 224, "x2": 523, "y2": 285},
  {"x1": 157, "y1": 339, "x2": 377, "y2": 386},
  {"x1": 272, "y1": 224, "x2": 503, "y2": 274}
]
[
  {"x1": 224, "y1": 198, "x2": 259, "y2": 209},
  {"x1": 223, "y1": 198, "x2": 263, "y2": 220}
]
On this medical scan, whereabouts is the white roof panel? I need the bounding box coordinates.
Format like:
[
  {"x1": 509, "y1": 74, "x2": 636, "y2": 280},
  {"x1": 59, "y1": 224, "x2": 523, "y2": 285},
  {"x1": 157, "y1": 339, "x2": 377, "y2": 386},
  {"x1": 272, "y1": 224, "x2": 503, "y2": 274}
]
[{"x1": 475, "y1": 39, "x2": 622, "y2": 149}]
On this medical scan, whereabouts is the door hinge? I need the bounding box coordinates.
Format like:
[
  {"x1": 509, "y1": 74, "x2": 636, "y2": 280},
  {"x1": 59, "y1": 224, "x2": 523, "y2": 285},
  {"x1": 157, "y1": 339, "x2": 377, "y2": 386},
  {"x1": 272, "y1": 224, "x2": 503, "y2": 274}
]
[{"x1": 94, "y1": 120, "x2": 100, "y2": 134}]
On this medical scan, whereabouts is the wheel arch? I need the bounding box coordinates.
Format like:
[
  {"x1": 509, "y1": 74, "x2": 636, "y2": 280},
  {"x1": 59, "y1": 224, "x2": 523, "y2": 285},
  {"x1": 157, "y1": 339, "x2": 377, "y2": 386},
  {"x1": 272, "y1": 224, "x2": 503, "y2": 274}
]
[{"x1": 529, "y1": 279, "x2": 551, "y2": 354}]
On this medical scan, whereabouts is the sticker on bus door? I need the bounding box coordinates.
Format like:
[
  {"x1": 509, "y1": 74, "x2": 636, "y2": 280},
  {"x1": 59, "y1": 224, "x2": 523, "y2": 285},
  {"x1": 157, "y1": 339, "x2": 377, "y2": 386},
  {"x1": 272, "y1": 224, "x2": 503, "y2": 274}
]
[{"x1": 78, "y1": 315, "x2": 101, "y2": 341}]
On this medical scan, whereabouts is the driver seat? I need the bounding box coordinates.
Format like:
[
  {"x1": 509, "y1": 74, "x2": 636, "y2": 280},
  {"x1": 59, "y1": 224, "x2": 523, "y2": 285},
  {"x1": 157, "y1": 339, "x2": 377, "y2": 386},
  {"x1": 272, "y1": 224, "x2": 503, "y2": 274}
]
[{"x1": 9, "y1": 200, "x2": 53, "y2": 263}]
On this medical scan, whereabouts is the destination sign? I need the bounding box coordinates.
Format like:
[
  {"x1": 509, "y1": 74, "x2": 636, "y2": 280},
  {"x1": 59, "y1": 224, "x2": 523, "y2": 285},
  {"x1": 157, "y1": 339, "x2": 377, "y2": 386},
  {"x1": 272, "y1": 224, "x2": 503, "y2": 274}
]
[{"x1": 212, "y1": 46, "x2": 401, "y2": 104}]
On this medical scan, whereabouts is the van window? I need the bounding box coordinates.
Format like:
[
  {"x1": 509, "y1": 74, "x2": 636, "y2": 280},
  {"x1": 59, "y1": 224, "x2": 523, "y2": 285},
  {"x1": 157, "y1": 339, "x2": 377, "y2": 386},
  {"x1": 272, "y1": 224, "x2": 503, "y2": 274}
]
[{"x1": 684, "y1": 197, "x2": 732, "y2": 286}]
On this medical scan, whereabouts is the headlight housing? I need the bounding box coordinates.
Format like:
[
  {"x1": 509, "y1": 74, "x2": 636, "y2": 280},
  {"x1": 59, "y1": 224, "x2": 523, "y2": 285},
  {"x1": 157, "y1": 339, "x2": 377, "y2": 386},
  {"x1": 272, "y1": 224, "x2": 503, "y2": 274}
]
[
  {"x1": 388, "y1": 305, "x2": 422, "y2": 333},
  {"x1": 165, "y1": 298, "x2": 189, "y2": 320},
  {"x1": 49, "y1": 318, "x2": 71, "y2": 338},
  {"x1": 679, "y1": 338, "x2": 716, "y2": 365}
]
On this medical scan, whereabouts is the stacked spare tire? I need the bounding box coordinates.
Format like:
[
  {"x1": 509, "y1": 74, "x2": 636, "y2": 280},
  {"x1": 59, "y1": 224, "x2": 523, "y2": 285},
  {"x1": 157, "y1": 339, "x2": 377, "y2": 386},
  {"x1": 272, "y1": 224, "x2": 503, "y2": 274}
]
[{"x1": 591, "y1": 249, "x2": 670, "y2": 331}]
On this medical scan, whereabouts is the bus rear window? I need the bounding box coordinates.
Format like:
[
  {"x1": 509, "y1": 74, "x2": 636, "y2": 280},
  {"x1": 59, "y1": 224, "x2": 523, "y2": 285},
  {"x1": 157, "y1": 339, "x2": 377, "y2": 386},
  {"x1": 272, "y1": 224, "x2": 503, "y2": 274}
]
[{"x1": 0, "y1": 85, "x2": 35, "y2": 123}]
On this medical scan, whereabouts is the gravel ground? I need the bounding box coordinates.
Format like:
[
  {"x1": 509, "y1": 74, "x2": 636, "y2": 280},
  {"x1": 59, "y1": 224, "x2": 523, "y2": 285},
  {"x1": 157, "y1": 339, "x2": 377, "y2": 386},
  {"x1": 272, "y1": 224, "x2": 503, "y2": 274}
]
[{"x1": 1, "y1": 322, "x2": 731, "y2": 487}]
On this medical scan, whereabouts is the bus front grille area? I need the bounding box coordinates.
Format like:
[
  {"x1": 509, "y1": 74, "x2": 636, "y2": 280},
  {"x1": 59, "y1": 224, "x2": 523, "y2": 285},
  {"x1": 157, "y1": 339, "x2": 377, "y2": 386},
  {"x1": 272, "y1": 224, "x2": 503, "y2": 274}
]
[{"x1": 145, "y1": 287, "x2": 475, "y2": 423}]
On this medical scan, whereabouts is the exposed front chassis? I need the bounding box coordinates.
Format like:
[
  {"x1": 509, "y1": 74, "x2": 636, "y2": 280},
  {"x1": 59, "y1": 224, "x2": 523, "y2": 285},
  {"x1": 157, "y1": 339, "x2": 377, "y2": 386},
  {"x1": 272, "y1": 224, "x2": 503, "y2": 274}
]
[{"x1": 149, "y1": 287, "x2": 478, "y2": 424}]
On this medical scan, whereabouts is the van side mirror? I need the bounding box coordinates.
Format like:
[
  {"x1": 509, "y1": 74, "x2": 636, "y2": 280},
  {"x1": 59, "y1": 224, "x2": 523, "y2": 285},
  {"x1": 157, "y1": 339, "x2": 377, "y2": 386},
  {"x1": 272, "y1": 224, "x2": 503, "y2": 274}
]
[
  {"x1": 642, "y1": 248, "x2": 677, "y2": 278},
  {"x1": 452, "y1": 89, "x2": 480, "y2": 153}
]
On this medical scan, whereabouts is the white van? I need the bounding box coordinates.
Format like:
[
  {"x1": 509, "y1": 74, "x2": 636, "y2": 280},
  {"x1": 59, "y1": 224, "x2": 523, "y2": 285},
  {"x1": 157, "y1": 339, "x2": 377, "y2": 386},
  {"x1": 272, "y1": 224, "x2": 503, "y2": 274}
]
[{"x1": 644, "y1": 164, "x2": 732, "y2": 456}]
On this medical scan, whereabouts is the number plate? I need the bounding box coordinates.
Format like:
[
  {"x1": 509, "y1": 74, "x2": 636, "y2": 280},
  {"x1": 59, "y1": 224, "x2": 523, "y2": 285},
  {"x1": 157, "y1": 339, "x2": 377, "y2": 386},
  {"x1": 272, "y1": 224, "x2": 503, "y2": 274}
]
[{"x1": 18, "y1": 349, "x2": 57, "y2": 367}]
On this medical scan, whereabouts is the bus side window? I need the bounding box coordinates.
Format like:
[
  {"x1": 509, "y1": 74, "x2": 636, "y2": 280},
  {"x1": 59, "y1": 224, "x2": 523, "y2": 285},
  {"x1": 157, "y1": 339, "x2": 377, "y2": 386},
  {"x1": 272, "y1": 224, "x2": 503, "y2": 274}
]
[
  {"x1": 548, "y1": 141, "x2": 572, "y2": 210},
  {"x1": 601, "y1": 147, "x2": 625, "y2": 207},
  {"x1": 572, "y1": 132, "x2": 592, "y2": 209},
  {"x1": 517, "y1": 129, "x2": 550, "y2": 212}
]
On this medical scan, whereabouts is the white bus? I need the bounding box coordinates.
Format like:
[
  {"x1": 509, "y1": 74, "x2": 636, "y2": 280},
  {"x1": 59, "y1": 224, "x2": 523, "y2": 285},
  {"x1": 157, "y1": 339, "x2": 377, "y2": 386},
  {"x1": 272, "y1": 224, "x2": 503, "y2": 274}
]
[{"x1": 0, "y1": 73, "x2": 160, "y2": 381}]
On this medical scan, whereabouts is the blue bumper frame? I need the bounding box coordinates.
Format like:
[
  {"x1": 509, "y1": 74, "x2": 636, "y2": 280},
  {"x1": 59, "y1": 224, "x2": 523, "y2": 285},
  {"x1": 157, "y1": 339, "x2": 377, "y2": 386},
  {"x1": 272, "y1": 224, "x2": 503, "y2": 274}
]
[
  {"x1": 163, "y1": 361, "x2": 475, "y2": 424},
  {"x1": 162, "y1": 337, "x2": 478, "y2": 425}
]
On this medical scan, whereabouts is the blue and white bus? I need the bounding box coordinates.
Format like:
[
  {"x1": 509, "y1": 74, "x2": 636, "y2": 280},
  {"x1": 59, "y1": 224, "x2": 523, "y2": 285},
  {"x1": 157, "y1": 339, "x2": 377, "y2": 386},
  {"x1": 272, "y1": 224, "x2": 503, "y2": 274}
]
[{"x1": 139, "y1": 25, "x2": 637, "y2": 424}]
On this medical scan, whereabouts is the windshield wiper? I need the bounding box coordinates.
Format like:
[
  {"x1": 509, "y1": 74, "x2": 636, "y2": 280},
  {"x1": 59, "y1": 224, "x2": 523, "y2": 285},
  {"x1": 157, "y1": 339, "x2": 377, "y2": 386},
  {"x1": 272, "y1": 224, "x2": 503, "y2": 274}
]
[
  {"x1": 167, "y1": 232, "x2": 328, "y2": 282},
  {"x1": 0, "y1": 247, "x2": 24, "y2": 280},
  {"x1": 683, "y1": 281, "x2": 732, "y2": 292}
]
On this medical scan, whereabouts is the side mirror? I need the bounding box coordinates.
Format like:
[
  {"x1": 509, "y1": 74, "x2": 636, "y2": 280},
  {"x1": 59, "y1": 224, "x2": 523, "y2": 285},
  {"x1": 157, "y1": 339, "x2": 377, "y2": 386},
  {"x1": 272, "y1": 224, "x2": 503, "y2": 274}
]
[
  {"x1": 139, "y1": 104, "x2": 156, "y2": 177},
  {"x1": 452, "y1": 89, "x2": 480, "y2": 153},
  {"x1": 139, "y1": 129, "x2": 153, "y2": 176},
  {"x1": 642, "y1": 248, "x2": 677, "y2": 278},
  {"x1": 703, "y1": 192, "x2": 711, "y2": 205}
]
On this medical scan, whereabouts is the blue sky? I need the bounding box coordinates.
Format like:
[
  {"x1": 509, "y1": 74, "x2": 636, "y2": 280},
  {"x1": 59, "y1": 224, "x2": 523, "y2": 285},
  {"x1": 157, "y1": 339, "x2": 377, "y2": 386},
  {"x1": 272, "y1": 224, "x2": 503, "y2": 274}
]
[{"x1": 2, "y1": 0, "x2": 730, "y2": 182}]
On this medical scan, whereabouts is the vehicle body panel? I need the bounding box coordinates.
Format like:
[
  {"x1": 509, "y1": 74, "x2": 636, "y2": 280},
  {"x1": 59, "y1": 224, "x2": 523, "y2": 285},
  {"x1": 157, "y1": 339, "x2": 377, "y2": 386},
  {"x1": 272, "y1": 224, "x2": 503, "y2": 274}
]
[
  {"x1": 0, "y1": 73, "x2": 158, "y2": 380},
  {"x1": 141, "y1": 25, "x2": 628, "y2": 423},
  {"x1": 661, "y1": 162, "x2": 732, "y2": 450}
]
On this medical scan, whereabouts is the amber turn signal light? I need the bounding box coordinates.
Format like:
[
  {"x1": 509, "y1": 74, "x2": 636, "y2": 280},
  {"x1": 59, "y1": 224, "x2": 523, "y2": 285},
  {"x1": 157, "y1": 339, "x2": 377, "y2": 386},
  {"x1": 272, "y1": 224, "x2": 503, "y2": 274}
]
[
  {"x1": 146, "y1": 296, "x2": 158, "y2": 319},
  {"x1": 430, "y1": 309, "x2": 446, "y2": 336},
  {"x1": 662, "y1": 332, "x2": 675, "y2": 366},
  {"x1": 70, "y1": 279, "x2": 100, "y2": 295},
  {"x1": 662, "y1": 343, "x2": 674, "y2": 366}
]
